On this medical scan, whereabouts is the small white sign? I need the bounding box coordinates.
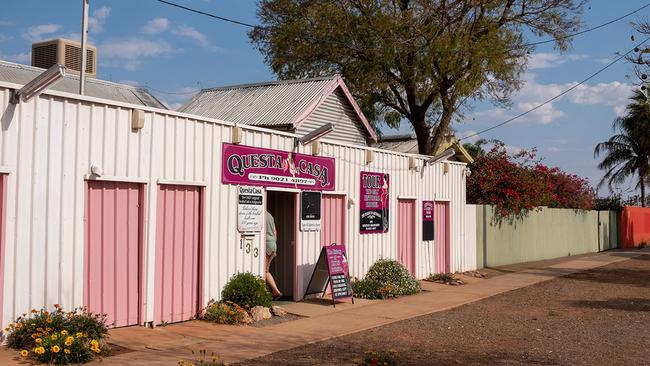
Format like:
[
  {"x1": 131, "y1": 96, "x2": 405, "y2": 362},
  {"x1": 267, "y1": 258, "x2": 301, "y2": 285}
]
[{"x1": 238, "y1": 186, "x2": 263, "y2": 232}]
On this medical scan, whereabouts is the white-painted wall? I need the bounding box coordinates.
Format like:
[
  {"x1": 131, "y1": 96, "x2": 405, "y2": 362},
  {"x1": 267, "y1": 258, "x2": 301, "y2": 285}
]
[{"x1": 0, "y1": 82, "x2": 472, "y2": 326}]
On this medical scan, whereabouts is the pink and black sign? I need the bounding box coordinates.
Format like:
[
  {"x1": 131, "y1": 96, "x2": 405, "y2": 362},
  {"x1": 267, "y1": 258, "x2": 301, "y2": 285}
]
[
  {"x1": 222, "y1": 143, "x2": 335, "y2": 191},
  {"x1": 360, "y1": 171, "x2": 390, "y2": 234},
  {"x1": 423, "y1": 200, "x2": 435, "y2": 241},
  {"x1": 325, "y1": 245, "x2": 353, "y2": 300}
]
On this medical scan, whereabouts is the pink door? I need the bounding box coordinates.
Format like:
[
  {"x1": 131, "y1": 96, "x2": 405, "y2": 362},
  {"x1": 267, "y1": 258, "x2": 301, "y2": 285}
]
[
  {"x1": 85, "y1": 181, "x2": 143, "y2": 328},
  {"x1": 154, "y1": 185, "x2": 202, "y2": 325},
  {"x1": 0, "y1": 174, "x2": 7, "y2": 327},
  {"x1": 434, "y1": 201, "x2": 451, "y2": 273},
  {"x1": 397, "y1": 199, "x2": 416, "y2": 275},
  {"x1": 321, "y1": 194, "x2": 346, "y2": 247}
]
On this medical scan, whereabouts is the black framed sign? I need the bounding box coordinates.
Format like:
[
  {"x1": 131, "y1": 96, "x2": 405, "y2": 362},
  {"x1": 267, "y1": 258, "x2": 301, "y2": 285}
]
[
  {"x1": 422, "y1": 200, "x2": 434, "y2": 241},
  {"x1": 301, "y1": 191, "x2": 321, "y2": 231}
]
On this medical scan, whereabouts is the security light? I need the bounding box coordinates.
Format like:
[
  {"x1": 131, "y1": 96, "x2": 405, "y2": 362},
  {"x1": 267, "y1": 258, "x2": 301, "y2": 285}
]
[
  {"x1": 426, "y1": 147, "x2": 455, "y2": 165},
  {"x1": 299, "y1": 123, "x2": 334, "y2": 145},
  {"x1": 10, "y1": 64, "x2": 66, "y2": 104}
]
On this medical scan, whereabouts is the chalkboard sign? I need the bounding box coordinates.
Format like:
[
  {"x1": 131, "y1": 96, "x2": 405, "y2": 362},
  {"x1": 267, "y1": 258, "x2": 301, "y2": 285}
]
[
  {"x1": 303, "y1": 244, "x2": 354, "y2": 307},
  {"x1": 301, "y1": 191, "x2": 321, "y2": 231},
  {"x1": 422, "y1": 200, "x2": 434, "y2": 241}
]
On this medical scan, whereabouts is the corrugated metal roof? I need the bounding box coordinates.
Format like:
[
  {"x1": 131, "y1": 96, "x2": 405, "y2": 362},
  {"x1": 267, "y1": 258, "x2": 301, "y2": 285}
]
[
  {"x1": 0, "y1": 60, "x2": 166, "y2": 108},
  {"x1": 178, "y1": 77, "x2": 336, "y2": 127},
  {"x1": 373, "y1": 134, "x2": 474, "y2": 163}
]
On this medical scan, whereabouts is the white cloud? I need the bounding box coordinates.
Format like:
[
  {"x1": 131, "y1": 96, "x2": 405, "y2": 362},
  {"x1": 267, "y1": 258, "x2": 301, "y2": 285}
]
[
  {"x1": 172, "y1": 25, "x2": 222, "y2": 52},
  {"x1": 0, "y1": 52, "x2": 31, "y2": 63},
  {"x1": 141, "y1": 18, "x2": 169, "y2": 34},
  {"x1": 98, "y1": 37, "x2": 174, "y2": 70},
  {"x1": 23, "y1": 24, "x2": 61, "y2": 41},
  {"x1": 527, "y1": 52, "x2": 588, "y2": 69},
  {"x1": 467, "y1": 73, "x2": 633, "y2": 126},
  {"x1": 547, "y1": 146, "x2": 562, "y2": 153},
  {"x1": 458, "y1": 130, "x2": 481, "y2": 144},
  {"x1": 88, "y1": 6, "x2": 111, "y2": 34}
]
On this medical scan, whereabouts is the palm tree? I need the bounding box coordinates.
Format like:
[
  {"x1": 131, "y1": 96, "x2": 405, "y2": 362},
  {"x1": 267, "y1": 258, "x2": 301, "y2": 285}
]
[
  {"x1": 462, "y1": 138, "x2": 488, "y2": 159},
  {"x1": 594, "y1": 90, "x2": 650, "y2": 207}
]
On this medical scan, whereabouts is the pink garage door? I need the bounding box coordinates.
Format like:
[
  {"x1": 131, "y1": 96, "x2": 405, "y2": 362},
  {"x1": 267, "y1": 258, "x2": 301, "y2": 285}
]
[
  {"x1": 0, "y1": 174, "x2": 7, "y2": 327},
  {"x1": 434, "y1": 201, "x2": 451, "y2": 273},
  {"x1": 154, "y1": 185, "x2": 203, "y2": 325},
  {"x1": 397, "y1": 199, "x2": 416, "y2": 275},
  {"x1": 85, "y1": 181, "x2": 143, "y2": 328},
  {"x1": 321, "y1": 194, "x2": 346, "y2": 247}
]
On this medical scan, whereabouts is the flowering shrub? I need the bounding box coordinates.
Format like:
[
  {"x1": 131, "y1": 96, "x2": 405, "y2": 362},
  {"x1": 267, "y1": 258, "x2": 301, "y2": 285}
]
[
  {"x1": 179, "y1": 349, "x2": 225, "y2": 366},
  {"x1": 353, "y1": 259, "x2": 421, "y2": 299},
  {"x1": 5, "y1": 304, "x2": 108, "y2": 365},
  {"x1": 202, "y1": 300, "x2": 249, "y2": 325},
  {"x1": 467, "y1": 142, "x2": 594, "y2": 220},
  {"x1": 221, "y1": 272, "x2": 272, "y2": 308},
  {"x1": 359, "y1": 350, "x2": 398, "y2": 366}
]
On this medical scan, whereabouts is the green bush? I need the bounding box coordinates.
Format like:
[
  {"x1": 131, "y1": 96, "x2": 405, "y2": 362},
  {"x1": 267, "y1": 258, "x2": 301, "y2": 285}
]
[
  {"x1": 5, "y1": 304, "x2": 108, "y2": 365},
  {"x1": 359, "y1": 349, "x2": 398, "y2": 366},
  {"x1": 354, "y1": 259, "x2": 421, "y2": 299},
  {"x1": 221, "y1": 272, "x2": 272, "y2": 308}
]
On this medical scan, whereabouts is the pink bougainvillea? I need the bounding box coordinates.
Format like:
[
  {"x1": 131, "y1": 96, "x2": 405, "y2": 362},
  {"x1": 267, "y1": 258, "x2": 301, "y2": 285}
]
[{"x1": 467, "y1": 142, "x2": 594, "y2": 219}]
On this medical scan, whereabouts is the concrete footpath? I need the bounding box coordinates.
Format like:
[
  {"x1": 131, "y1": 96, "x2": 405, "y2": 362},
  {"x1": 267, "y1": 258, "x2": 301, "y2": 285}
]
[{"x1": 1, "y1": 249, "x2": 646, "y2": 365}]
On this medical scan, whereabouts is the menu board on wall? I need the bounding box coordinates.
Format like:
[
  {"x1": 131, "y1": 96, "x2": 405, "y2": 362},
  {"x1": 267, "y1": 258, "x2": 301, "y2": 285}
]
[
  {"x1": 237, "y1": 186, "x2": 264, "y2": 232},
  {"x1": 422, "y1": 200, "x2": 435, "y2": 241},
  {"x1": 359, "y1": 171, "x2": 390, "y2": 234},
  {"x1": 300, "y1": 191, "x2": 322, "y2": 231}
]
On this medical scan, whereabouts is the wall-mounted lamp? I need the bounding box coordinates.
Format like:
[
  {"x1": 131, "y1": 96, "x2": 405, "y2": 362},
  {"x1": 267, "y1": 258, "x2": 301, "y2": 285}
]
[
  {"x1": 464, "y1": 167, "x2": 472, "y2": 177},
  {"x1": 90, "y1": 164, "x2": 103, "y2": 177},
  {"x1": 10, "y1": 64, "x2": 66, "y2": 104},
  {"x1": 299, "y1": 123, "x2": 334, "y2": 145},
  {"x1": 232, "y1": 126, "x2": 243, "y2": 144},
  {"x1": 132, "y1": 109, "x2": 145, "y2": 130},
  {"x1": 366, "y1": 149, "x2": 375, "y2": 165},
  {"x1": 426, "y1": 147, "x2": 455, "y2": 165},
  {"x1": 443, "y1": 162, "x2": 449, "y2": 174},
  {"x1": 408, "y1": 156, "x2": 417, "y2": 170},
  {"x1": 311, "y1": 140, "x2": 321, "y2": 155}
]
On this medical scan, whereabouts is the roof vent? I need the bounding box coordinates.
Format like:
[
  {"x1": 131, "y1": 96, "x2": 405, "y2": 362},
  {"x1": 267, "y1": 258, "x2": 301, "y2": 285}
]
[{"x1": 32, "y1": 39, "x2": 96, "y2": 78}]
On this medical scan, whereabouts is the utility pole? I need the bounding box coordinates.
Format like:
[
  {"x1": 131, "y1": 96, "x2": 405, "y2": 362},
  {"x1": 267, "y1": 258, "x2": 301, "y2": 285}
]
[{"x1": 80, "y1": 0, "x2": 89, "y2": 95}]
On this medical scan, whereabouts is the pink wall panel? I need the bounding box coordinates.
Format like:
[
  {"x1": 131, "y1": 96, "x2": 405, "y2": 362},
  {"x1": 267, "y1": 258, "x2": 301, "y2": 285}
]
[
  {"x1": 0, "y1": 174, "x2": 7, "y2": 327},
  {"x1": 85, "y1": 181, "x2": 143, "y2": 328},
  {"x1": 321, "y1": 194, "x2": 346, "y2": 247},
  {"x1": 397, "y1": 199, "x2": 416, "y2": 275},
  {"x1": 154, "y1": 185, "x2": 202, "y2": 325},
  {"x1": 434, "y1": 201, "x2": 451, "y2": 273}
]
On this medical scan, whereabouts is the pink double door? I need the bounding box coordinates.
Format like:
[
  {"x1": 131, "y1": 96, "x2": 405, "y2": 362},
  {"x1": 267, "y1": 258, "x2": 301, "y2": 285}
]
[
  {"x1": 154, "y1": 184, "x2": 203, "y2": 325},
  {"x1": 434, "y1": 201, "x2": 451, "y2": 273},
  {"x1": 85, "y1": 181, "x2": 144, "y2": 328},
  {"x1": 397, "y1": 199, "x2": 416, "y2": 275}
]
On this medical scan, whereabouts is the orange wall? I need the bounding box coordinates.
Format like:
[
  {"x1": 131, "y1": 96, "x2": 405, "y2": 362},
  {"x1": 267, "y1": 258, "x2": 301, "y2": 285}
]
[{"x1": 619, "y1": 206, "x2": 650, "y2": 248}]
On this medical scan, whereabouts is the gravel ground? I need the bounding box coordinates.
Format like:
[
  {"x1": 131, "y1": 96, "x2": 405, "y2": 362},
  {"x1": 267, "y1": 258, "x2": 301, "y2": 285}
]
[{"x1": 237, "y1": 255, "x2": 650, "y2": 366}]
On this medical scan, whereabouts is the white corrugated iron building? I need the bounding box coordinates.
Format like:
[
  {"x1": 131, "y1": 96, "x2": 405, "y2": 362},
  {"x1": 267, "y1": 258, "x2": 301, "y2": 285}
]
[{"x1": 0, "y1": 60, "x2": 473, "y2": 329}]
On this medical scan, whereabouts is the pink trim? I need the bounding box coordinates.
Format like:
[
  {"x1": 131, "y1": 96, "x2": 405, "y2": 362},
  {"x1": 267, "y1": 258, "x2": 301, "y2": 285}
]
[
  {"x1": 0, "y1": 174, "x2": 7, "y2": 328},
  {"x1": 434, "y1": 201, "x2": 451, "y2": 273},
  {"x1": 291, "y1": 76, "x2": 378, "y2": 142},
  {"x1": 397, "y1": 199, "x2": 416, "y2": 275},
  {"x1": 293, "y1": 192, "x2": 299, "y2": 302}
]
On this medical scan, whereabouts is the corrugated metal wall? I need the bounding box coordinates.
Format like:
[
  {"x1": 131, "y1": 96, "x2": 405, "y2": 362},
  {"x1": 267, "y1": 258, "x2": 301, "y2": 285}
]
[
  {"x1": 0, "y1": 83, "x2": 470, "y2": 325},
  {"x1": 297, "y1": 89, "x2": 368, "y2": 146}
]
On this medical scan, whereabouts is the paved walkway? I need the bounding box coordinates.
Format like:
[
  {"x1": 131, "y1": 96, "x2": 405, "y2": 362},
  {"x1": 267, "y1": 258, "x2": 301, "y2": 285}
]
[{"x1": 1, "y1": 249, "x2": 646, "y2": 365}]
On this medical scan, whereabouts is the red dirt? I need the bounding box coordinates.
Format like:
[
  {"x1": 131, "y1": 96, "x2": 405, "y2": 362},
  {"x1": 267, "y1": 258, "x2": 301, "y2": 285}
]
[{"x1": 237, "y1": 255, "x2": 650, "y2": 366}]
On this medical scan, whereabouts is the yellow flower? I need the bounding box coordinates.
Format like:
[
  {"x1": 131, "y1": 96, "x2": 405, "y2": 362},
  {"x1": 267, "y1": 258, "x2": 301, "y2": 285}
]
[
  {"x1": 15, "y1": 323, "x2": 22, "y2": 329},
  {"x1": 65, "y1": 340, "x2": 73, "y2": 346},
  {"x1": 229, "y1": 311, "x2": 234, "y2": 315},
  {"x1": 51, "y1": 334, "x2": 58, "y2": 340},
  {"x1": 51, "y1": 345, "x2": 60, "y2": 353},
  {"x1": 20, "y1": 350, "x2": 29, "y2": 357},
  {"x1": 90, "y1": 339, "x2": 99, "y2": 347},
  {"x1": 64, "y1": 349, "x2": 71, "y2": 354},
  {"x1": 31, "y1": 309, "x2": 38, "y2": 313},
  {"x1": 43, "y1": 311, "x2": 49, "y2": 316},
  {"x1": 61, "y1": 330, "x2": 68, "y2": 336},
  {"x1": 46, "y1": 318, "x2": 53, "y2": 323},
  {"x1": 54, "y1": 304, "x2": 61, "y2": 309},
  {"x1": 76, "y1": 332, "x2": 84, "y2": 338},
  {"x1": 34, "y1": 347, "x2": 45, "y2": 355},
  {"x1": 35, "y1": 338, "x2": 42, "y2": 344},
  {"x1": 91, "y1": 345, "x2": 101, "y2": 353}
]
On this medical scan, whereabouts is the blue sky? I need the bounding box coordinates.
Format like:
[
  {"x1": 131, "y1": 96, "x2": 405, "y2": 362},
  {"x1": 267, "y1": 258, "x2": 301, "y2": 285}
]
[{"x1": 0, "y1": 0, "x2": 648, "y2": 197}]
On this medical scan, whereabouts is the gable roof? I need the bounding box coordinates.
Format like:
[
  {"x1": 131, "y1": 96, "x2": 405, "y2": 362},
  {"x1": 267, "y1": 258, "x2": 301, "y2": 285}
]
[
  {"x1": 0, "y1": 60, "x2": 166, "y2": 109},
  {"x1": 373, "y1": 134, "x2": 474, "y2": 163},
  {"x1": 178, "y1": 75, "x2": 378, "y2": 141}
]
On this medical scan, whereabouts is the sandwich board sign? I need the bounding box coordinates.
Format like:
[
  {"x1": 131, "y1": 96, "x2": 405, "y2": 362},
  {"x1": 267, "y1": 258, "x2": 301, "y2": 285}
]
[{"x1": 303, "y1": 244, "x2": 354, "y2": 307}]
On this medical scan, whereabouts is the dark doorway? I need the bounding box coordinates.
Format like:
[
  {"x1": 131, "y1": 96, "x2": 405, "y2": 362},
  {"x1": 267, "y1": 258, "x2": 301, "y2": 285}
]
[{"x1": 266, "y1": 190, "x2": 297, "y2": 299}]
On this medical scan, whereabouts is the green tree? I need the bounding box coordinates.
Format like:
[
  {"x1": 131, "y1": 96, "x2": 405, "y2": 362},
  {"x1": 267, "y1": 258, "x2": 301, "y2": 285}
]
[
  {"x1": 463, "y1": 138, "x2": 488, "y2": 159},
  {"x1": 594, "y1": 90, "x2": 650, "y2": 207},
  {"x1": 250, "y1": 0, "x2": 585, "y2": 155}
]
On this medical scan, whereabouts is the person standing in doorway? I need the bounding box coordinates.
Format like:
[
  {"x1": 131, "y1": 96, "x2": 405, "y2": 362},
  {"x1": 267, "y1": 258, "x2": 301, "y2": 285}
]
[{"x1": 265, "y1": 211, "x2": 283, "y2": 299}]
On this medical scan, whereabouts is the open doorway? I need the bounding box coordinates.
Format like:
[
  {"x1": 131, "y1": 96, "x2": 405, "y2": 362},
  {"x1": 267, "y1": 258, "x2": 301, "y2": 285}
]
[{"x1": 266, "y1": 190, "x2": 297, "y2": 300}]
